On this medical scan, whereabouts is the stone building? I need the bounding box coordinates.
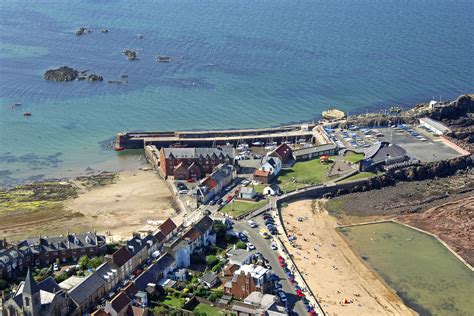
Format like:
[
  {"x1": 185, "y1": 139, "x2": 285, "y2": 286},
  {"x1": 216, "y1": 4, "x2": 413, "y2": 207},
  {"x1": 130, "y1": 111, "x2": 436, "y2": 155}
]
[{"x1": 158, "y1": 147, "x2": 235, "y2": 180}]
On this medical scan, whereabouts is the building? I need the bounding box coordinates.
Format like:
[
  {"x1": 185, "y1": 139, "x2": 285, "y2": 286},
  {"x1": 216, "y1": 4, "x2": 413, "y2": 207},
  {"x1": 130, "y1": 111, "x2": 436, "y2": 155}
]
[
  {"x1": 253, "y1": 169, "x2": 271, "y2": 184},
  {"x1": 238, "y1": 187, "x2": 257, "y2": 200},
  {"x1": 1, "y1": 232, "x2": 106, "y2": 280},
  {"x1": 159, "y1": 147, "x2": 235, "y2": 180},
  {"x1": 226, "y1": 248, "x2": 255, "y2": 267},
  {"x1": 419, "y1": 117, "x2": 451, "y2": 135},
  {"x1": 269, "y1": 144, "x2": 293, "y2": 164},
  {"x1": 195, "y1": 164, "x2": 236, "y2": 204},
  {"x1": 232, "y1": 292, "x2": 287, "y2": 316},
  {"x1": 262, "y1": 184, "x2": 280, "y2": 196},
  {"x1": 224, "y1": 264, "x2": 273, "y2": 299},
  {"x1": 133, "y1": 253, "x2": 176, "y2": 291},
  {"x1": 199, "y1": 271, "x2": 219, "y2": 288},
  {"x1": 259, "y1": 156, "x2": 282, "y2": 177},
  {"x1": 2, "y1": 269, "x2": 69, "y2": 316},
  {"x1": 68, "y1": 271, "x2": 108, "y2": 314},
  {"x1": 105, "y1": 246, "x2": 134, "y2": 280},
  {"x1": 95, "y1": 262, "x2": 120, "y2": 292},
  {"x1": 157, "y1": 218, "x2": 178, "y2": 242},
  {"x1": 360, "y1": 142, "x2": 408, "y2": 171},
  {"x1": 292, "y1": 143, "x2": 337, "y2": 161}
]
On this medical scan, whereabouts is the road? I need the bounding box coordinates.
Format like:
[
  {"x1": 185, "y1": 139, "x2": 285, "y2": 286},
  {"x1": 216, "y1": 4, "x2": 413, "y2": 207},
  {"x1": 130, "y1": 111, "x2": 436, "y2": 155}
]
[{"x1": 233, "y1": 221, "x2": 308, "y2": 316}]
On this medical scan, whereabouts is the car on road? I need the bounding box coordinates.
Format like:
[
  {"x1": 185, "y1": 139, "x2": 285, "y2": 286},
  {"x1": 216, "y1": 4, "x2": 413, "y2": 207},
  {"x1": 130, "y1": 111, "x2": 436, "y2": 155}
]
[
  {"x1": 209, "y1": 199, "x2": 217, "y2": 205},
  {"x1": 216, "y1": 198, "x2": 223, "y2": 205},
  {"x1": 224, "y1": 186, "x2": 232, "y2": 192},
  {"x1": 246, "y1": 242, "x2": 256, "y2": 250},
  {"x1": 248, "y1": 220, "x2": 258, "y2": 228},
  {"x1": 238, "y1": 232, "x2": 248, "y2": 242},
  {"x1": 241, "y1": 179, "x2": 251, "y2": 186},
  {"x1": 178, "y1": 189, "x2": 189, "y2": 195},
  {"x1": 279, "y1": 261, "x2": 286, "y2": 267},
  {"x1": 270, "y1": 242, "x2": 277, "y2": 250},
  {"x1": 277, "y1": 291, "x2": 287, "y2": 303},
  {"x1": 226, "y1": 196, "x2": 233, "y2": 203}
]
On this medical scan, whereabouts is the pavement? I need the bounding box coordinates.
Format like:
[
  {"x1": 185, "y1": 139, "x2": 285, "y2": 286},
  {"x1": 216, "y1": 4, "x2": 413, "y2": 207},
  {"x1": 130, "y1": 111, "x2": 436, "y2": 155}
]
[{"x1": 233, "y1": 220, "x2": 309, "y2": 316}]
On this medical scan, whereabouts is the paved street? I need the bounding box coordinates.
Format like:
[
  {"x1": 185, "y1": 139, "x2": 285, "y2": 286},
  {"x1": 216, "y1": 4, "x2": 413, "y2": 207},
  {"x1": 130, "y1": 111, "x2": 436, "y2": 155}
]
[{"x1": 233, "y1": 221, "x2": 308, "y2": 316}]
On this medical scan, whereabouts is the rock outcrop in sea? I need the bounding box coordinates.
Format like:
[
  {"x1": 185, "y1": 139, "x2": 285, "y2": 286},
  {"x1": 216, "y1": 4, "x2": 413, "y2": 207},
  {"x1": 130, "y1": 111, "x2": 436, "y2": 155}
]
[
  {"x1": 44, "y1": 67, "x2": 103, "y2": 82},
  {"x1": 122, "y1": 50, "x2": 138, "y2": 61},
  {"x1": 44, "y1": 66, "x2": 79, "y2": 82},
  {"x1": 75, "y1": 27, "x2": 91, "y2": 36}
]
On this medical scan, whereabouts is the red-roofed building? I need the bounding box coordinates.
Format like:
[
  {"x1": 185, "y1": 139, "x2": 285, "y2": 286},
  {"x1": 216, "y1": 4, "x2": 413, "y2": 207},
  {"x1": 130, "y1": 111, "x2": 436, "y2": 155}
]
[
  {"x1": 195, "y1": 164, "x2": 236, "y2": 204},
  {"x1": 106, "y1": 246, "x2": 133, "y2": 279},
  {"x1": 159, "y1": 218, "x2": 177, "y2": 241},
  {"x1": 253, "y1": 169, "x2": 270, "y2": 184},
  {"x1": 270, "y1": 144, "x2": 293, "y2": 164}
]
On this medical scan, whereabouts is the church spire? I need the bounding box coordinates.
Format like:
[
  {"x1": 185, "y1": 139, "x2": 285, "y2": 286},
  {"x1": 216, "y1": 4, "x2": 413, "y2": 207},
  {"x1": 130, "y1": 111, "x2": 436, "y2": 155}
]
[{"x1": 23, "y1": 268, "x2": 39, "y2": 295}]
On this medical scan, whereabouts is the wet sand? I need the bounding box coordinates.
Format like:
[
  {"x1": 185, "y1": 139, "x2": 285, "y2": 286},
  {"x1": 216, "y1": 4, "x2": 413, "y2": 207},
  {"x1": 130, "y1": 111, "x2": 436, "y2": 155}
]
[{"x1": 280, "y1": 199, "x2": 416, "y2": 316}]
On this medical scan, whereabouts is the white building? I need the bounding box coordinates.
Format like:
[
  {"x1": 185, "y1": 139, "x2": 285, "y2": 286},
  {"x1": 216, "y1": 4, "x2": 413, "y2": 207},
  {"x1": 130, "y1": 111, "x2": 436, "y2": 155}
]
[
  {"x1": 419, "y1": 117, "x2": 451, "y2": 135},
  {"x1": 260, "y1": 156, "x2": 282, "y2": 176}
]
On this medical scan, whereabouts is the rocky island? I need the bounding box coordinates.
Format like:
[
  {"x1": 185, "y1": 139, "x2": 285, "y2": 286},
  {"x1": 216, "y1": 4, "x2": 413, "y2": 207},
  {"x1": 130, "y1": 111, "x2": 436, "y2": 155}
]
[
  {"x1": 122, "y1": 49, "x2": 138, "y2": 61},
  {"x1": 75, "y1": 27, "x2": 91, "y2": 36},
  {"x1": 44, "y1": 66, "x2": 78, "y2": 81},
  {"x1": 44, "y1": 67, "x2": 103, "y2": 82}
]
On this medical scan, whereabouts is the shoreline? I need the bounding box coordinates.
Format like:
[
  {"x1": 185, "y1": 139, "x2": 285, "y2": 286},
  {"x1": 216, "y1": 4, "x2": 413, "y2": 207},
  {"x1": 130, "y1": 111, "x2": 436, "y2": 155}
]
[
  {"x1": 1, "y1": 94, "x2": 460, "y2": 188},
  {"x1": 279, "y1": 199, "x2": 416, "y2": 315},
  {"x1": 0, "y1": 168, "x2": 176, "y2": 243}
]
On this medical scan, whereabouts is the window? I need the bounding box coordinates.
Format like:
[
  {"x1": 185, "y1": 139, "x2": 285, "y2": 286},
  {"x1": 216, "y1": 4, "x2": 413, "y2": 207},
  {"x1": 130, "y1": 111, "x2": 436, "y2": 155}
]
[{"x1": 25, "y1": 297, "x2": 30, "y2": 306}]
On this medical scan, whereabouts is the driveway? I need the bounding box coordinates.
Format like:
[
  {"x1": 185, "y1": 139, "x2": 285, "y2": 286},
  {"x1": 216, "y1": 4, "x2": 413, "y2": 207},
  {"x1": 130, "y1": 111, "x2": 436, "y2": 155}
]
[{"x1": 233, "y1": 221, "x2": 308, "y2": 315}]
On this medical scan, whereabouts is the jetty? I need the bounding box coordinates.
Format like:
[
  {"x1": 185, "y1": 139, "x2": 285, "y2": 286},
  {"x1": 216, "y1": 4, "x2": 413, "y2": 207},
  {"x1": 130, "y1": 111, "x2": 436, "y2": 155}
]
[{"x1": 115, "y1": 123, "x2": 325, "y2": 150}]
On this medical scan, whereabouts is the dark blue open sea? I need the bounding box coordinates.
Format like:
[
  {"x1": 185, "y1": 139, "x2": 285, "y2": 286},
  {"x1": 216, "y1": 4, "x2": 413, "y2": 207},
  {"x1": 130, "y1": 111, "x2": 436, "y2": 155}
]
[{"x1": 0, "y1": 0, "x2": 472, "y2": 185}]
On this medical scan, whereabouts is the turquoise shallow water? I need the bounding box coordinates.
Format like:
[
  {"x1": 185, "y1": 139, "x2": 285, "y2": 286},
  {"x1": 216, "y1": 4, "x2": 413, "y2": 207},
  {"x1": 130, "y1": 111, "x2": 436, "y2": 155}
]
[
  {"x1": 0, "y1": 0, "x2": 473, "y2": 185},
  {"x1": 340, "y1": 222, "x2": 474, "y2": 316}
]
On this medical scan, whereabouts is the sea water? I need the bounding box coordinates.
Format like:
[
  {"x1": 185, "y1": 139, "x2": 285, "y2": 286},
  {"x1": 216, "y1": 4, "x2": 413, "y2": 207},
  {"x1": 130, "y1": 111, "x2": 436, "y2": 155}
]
[
  {"x1": 340, "y1": 222, "x2": 474, "y2": 316},
  {"x1": 0, "y1": 0, "x2": 472, "y2": 185}
]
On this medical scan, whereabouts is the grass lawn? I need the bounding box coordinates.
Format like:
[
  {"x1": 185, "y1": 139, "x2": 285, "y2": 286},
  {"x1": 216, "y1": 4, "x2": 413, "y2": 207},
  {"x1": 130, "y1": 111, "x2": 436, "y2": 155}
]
[
  {"x1": 193, "y1": 303, "x2": 224, "y2": 315},
  {"x1": 277, "y1": 159, "x2": 334, "y2": 192},
  {"x1": 338, "y1": 172, "x2": 377, "y2": 183},
  {"x1": 343, "y1": 152, "x2": 364, "y2": 163},
  {"x1": 220, "y1": 200, "x2": 267, "y2": 217},
  {"x1": 251, "y1": 184, "x2": 266, "y2": 194},
  {"x1": 161, "y1": 295, "x2": 185, "y2": 309}
]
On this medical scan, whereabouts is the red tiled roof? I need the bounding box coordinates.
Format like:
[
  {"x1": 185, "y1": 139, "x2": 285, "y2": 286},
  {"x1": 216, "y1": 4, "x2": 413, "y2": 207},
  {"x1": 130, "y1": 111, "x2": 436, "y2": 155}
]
[
  {"x1": 275, "y1": 143, "x2": 291, "y2": 156},
  {"x1": 112, "y1": 246, "x2": 133, "y2": 267},
  {"x1": 159, "y1": 218, "x2": 177, "y2": 237},
  {"x1": 254, "y1": 170, "x2": 269, "y2": 177},
  {"x1": 153, "y1": 231, "x2": 166, "y2": 242},
  {"x1": 182, "y1": 227, "x2": 201, "y2": 242},
  {"x1": 129, "y1": 305, "x2": 147, "y2": 316},
  {"x1": 123, "y1": 283, "x2": 137, "y2": 298},
  {"x1": 111, "y1": 292, "x2": 130, "y2": 313},
  {"x1": 202, "y1": 176, "x2": 218, "y2": 190}
]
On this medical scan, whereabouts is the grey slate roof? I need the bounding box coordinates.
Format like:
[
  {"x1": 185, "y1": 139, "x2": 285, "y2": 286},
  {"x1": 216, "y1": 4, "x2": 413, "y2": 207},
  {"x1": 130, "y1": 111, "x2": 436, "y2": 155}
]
[
  {"x1": 23, "y1": 269, "x2": 39, "y2": 295},
  {"x1": 292, "y1": 143, "x2": 337, "y2": 157},
  {"x1": 194, "y1": 215, "x2": 213, "y2": 234},
  {"x1": 366, "y1": 142, "x2": 407, "y2": 164},
  {"x1": 134, "y1": 253, "x2": 175, "y2": 290},
  {"x1": 69, "y1": 272, "x2": 106, "y2": 306},
  {"x1": 23, "y1": 232, "x2": 104, "y2": 252},
  {"x1": 200, "y1": 272, "x2": 218, "y2": 285},
  {"x1": 162, "y1": 147, "x2": 235, "y2": 159}
]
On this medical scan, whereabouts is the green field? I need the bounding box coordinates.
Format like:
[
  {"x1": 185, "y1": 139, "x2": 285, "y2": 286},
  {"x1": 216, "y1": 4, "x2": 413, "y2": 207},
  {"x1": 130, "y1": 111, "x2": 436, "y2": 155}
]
[
  {"x1": 193, "y1": 303, "x2": 224, "y2": 315},
  {"x1": 338, "y1": 171, "x2": 377, "y2": 183},
  {"x1": 160, "y1": 295, "x2": 185, "y2": 308},
  {"x1": 220, "y1": 200, "x2": 267, "y2": 217},
  {"x1": 343, "y1": 152, "x2": 364, "y2": 163},
  {"x1": 277, "y1": 159, "x2": 334, "y2": 192}
]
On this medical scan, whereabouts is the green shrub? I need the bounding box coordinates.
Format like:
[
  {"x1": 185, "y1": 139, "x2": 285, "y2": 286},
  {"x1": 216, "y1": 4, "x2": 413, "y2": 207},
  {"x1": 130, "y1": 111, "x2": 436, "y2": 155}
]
[
  {"x1": 54, "y1": 273, "x2": 68, "y2": 283},
  {"x1": 205, "y1": 255, "x2": 219, "y2": 267},
  {"x1": 208, "y1": 293, "x2": 218, "y2": 302},
  {"x1": 236, "y1": 241, "x2": 246, "y2": 249}
]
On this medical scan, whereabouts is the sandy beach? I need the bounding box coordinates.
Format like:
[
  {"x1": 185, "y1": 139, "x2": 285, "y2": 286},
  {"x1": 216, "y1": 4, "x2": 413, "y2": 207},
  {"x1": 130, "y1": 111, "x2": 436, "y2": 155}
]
[
  {"x1": 0, "y1": 169, "x2": 176, "y2": 242},
  {"x1": 280, "y1": 199, "x2": 416, "y2": 316}
]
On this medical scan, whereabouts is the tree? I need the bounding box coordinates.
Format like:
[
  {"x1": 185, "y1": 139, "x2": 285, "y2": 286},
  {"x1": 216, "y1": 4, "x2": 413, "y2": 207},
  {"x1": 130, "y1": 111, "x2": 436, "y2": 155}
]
[
  {"x1": 213, "y1": 220, "x2": 227, "y2": 237},
  {"x1": 77, "y1": 256, "x2": 90, "y2": 271},
  {"x1": 205, "y1": 255, "x2": 219, "y2": 267},
  {"x1": 208, "y1": 292, "x2": 218, "y2": 302},
  {"x1": 89, "y1": 256, "x2": 104, "y2": 269},
  {"x1": 236, "y1": 241, "x2": 247, "y2": 249}
]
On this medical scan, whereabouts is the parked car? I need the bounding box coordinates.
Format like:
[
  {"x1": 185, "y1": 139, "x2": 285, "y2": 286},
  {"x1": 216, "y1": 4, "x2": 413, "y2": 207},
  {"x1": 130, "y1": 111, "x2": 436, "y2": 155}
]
[
  {"x1": 241, "y1": 179, "x2": 251, "y2": 186},
  {"x1": 216, "y1": 198, "x2": 223, "y2": 205},
  {"x1": 278, "y1": 291, "x2": 287, "y2": 303},
  {"x1": 270, "y1": 242, "x2": 277, "y2": 250},
  {"x1": 209, "y1": 199, "x2": 217, "y2": 205},
  {"x1": 246, "y1": 243, "x2": 256, "y2": 250},
  {"x1": 178, "y1": 189, "x2": 188, "y2": 195},
  {"x1": 53, "y1": 263, "x2": 59, "y2": 271}
]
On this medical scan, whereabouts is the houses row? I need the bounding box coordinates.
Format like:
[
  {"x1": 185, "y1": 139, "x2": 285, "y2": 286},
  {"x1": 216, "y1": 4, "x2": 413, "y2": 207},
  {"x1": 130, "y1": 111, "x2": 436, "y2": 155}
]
[
  {"x1": 1, "y1": 215, "x2": 217, "y2": 316},
  {"x1": 0, "y1": 232, "x2": 107, "y2": 280}
]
